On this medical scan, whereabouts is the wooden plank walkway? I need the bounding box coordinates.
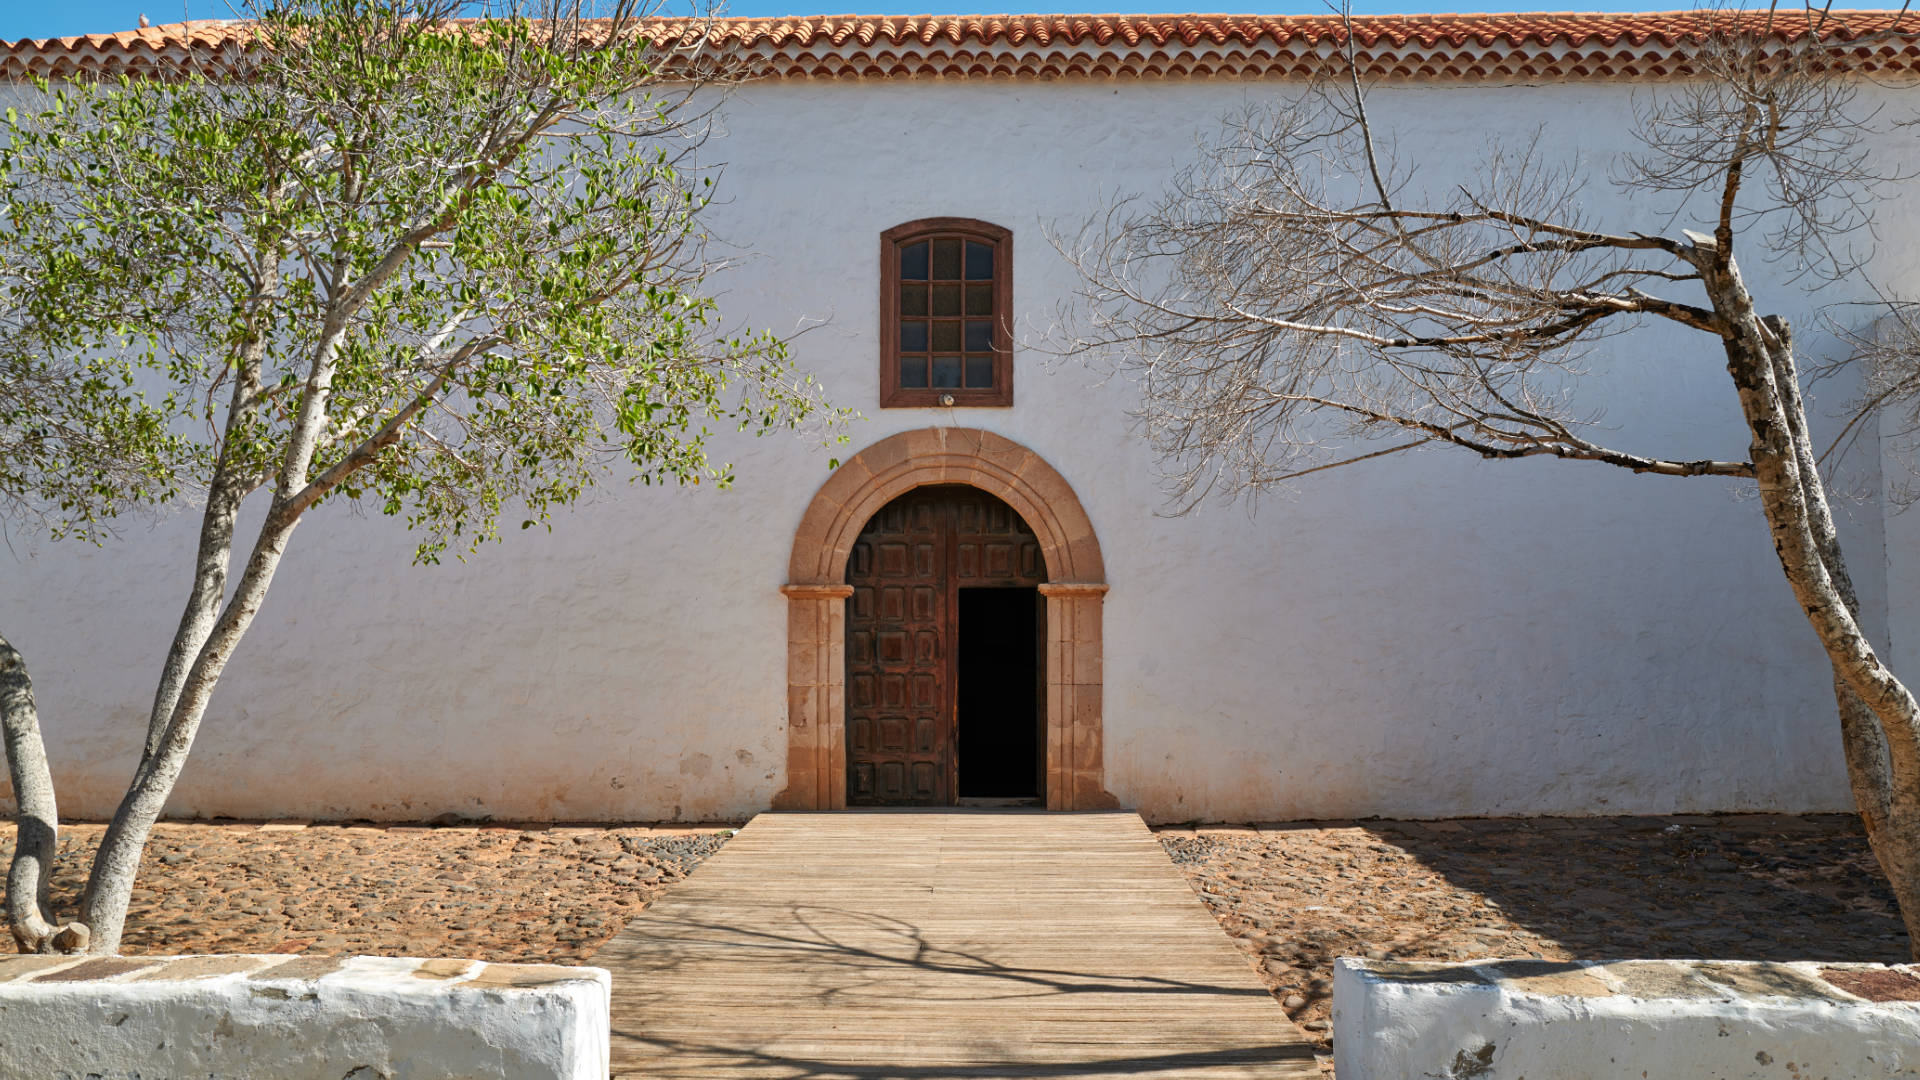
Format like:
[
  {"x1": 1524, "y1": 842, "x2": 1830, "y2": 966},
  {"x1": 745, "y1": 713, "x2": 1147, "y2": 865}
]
[{"x1": 592, "y1": 811, "x2": 1319, "y2": 1079}]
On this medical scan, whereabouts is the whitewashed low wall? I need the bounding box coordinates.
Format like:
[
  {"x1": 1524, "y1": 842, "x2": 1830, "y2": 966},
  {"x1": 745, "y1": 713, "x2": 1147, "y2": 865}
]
[
  {"x1": 0, "y1": 953, "x2": 609, "y2": 1080},
  {"x1": 1334, "y1": 957, "x2": 1920, "y2": 1080}
]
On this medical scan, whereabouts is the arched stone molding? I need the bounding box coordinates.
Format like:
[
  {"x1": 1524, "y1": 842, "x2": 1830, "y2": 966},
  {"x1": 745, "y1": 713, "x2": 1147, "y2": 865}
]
[{"x1": 777, "y1": 427, "x2": 1117, "y2": 811}]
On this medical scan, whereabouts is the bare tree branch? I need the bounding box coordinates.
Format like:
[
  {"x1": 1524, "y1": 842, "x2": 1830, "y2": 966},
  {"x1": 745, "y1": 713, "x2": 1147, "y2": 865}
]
[{"x1": 1053, "y1": 2, "x2": 1920, "y2": 951}]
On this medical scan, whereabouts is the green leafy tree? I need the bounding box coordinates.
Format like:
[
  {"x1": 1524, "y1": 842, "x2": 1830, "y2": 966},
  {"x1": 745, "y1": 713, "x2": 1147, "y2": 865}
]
[
  {"x1": 1, "y1": 301, "x2": 193, "y2": 954},
  {"x1": 0, "y1": 0, "x2": 838, "y2": 954}
]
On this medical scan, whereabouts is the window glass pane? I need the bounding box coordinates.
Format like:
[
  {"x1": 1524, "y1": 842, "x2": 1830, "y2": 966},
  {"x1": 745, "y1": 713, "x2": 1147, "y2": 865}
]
[
  {"x1": 888, "y1": 229, "x2": 1010, "y2": 404},
  {"x1": 965, "y1": 241, "x2": 993, "y2": 281},
  {"x1": 900, "y1": 242, "x2": 929, "y2": 281},
  {"x1": 931, "y1": 239, "x2": 962, "y2": 280}
]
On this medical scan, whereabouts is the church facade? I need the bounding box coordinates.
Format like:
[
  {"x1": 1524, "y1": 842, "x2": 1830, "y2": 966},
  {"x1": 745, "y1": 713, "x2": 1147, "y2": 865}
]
[{"x1": 7, "y1": 12, "x2": 1920, "y2": 823}]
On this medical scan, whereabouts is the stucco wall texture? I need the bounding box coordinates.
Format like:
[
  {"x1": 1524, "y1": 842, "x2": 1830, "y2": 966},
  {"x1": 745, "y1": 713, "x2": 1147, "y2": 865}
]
[{"x1": 7, "y1": 78, "x2": 1920, "y2": 824}]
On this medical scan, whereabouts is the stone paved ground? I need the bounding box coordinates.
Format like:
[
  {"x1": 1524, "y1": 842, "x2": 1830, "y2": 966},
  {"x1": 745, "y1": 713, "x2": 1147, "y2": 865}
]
[
  {"x1": 1, "y1": 821, "x2": 733, "y2": 963},
  {"x1": 1160, "y1": 813, "x2": 1910, "y2": 1071}
]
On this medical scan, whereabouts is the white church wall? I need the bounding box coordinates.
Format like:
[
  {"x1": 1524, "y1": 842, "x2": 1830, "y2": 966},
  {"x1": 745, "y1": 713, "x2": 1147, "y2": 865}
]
[{"x1": 4, "y1": 75, "x2": 1913, "y2": 822}]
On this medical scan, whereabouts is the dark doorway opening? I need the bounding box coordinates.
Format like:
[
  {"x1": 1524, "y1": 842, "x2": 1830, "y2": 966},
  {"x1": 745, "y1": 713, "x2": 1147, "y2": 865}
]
[
  {"x1": 957, "y1": 587, "x2": 1042, "y2": 800},
  {"x1": 844, "y1": 484, "x2": 1047, "y2": 807}
]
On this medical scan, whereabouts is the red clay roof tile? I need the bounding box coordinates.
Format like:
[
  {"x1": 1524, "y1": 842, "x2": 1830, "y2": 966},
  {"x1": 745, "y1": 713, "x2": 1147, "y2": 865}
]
[{"x1": 4, "y1": 11, "x2": 1916, "y2": 82}]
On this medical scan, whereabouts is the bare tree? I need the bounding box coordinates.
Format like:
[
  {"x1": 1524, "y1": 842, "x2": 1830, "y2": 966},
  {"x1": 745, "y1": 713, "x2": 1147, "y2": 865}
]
[{"x1": 1061, "y1": 3, "x2": 1920, "y2": 952}]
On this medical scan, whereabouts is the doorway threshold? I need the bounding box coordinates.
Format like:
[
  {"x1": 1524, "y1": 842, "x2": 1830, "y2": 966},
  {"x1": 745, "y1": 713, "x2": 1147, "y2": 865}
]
[{"x1": 954, "y1": 796, "x2": 1043, "y2": 808}]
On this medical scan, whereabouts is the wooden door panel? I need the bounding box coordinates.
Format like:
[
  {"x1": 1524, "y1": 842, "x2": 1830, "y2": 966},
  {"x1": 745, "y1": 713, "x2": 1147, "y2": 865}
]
[
  {"x1": 878, "y1": 543, "x2": 909, "y2": 576},
  {"x1": 910, "y1": 760, "x2": 938, "y2": 800},
  {"x1": 845, "y1": 485, "x2": 1048, "y2": 807},
  {"x1": 878, "y1": 716, "x2": 909, "y2": 750},
  {"x1": 845, "y1": 488, "x2": 951, "y2": 807},
  {"x1": 987, "y1": 543, "x2": 1014, "y2": 577}
]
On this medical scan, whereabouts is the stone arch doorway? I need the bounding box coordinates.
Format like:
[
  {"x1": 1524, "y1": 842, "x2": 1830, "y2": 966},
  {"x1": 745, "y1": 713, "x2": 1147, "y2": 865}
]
[
  {"x1": 778, "y1": 428, "x2": 1115, "y2": 811},
  {"x1": 845, "y1": 484, "x2": 1046, "y2": 806}
]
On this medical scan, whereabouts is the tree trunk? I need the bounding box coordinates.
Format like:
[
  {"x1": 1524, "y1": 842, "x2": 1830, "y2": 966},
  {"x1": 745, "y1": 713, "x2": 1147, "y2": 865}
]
[
  {"x1": 1761, "y1": 315, "x2": 1920, "y2": 943},
  {"x1": 140, "y1": 478, "x2": 244, "y2": 767},
  {"x1": 72, "y1": 456, "x2": 247, "y2": 954},
  {"x1": 1706, "y1": 253, "x2": 1920, "y2": 954},
  {"x1": 76, "y1": 510, "x2": 302, "y2": 954},
  {"x1": 0, "y1": 635, "x2": 87, "y2": 953},
  {"x1": 1759, "y1": 464, "x2": 1920, "y2": 955},
  {"x1": 141, "y1": 339, "x2": 267, "y2": 767}
]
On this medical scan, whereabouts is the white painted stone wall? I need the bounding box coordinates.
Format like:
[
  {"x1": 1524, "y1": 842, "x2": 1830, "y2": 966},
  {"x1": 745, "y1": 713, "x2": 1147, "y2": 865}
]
[
  {"x1": 0, "y1": 953, "x2": 609, "y2": 1080},
  {"x1": 1333, "y1": 957, "x2": 1920, "y2": 1080},
  {"x1": 6, "y1": 77, "x2": 1919, "y2": 822}
]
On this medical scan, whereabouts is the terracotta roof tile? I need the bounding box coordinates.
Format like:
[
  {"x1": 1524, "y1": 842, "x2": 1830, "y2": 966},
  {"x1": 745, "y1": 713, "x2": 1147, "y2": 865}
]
[{"x1": 4, "y1": 10, "x2": 1917, "y2": 82}]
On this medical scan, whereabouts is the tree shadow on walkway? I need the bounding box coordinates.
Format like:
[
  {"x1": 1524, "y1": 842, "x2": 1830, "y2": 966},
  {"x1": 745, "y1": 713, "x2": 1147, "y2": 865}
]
[{"x1": 596, "y1": 901, "x2": 1310, "y2": 1078}]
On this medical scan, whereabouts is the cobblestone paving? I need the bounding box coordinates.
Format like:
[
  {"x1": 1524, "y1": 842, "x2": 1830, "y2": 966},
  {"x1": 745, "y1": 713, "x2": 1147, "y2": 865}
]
[
  {"x1": 1161, "y1": 813, "x2": 1910, "y2": 1069},
  {"x1": 1, "y1": 822, "x2": 732, "y2": 963}
]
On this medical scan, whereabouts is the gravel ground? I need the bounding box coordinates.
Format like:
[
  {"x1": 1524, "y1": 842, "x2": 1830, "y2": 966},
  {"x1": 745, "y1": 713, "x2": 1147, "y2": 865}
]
[
  {"x1": 1, "y1": 812, "x2": 1906, "y2": 1078},
  {"x1": 2, "y1": 821, "x2": 732, "y2": 963},
  {"x1": 1160, "y1": 813, "x2": 1910, "y2": 1070}
]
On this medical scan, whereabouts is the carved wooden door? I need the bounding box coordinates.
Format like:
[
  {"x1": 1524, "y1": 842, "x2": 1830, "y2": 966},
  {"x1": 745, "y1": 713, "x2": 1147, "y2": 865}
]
[
  {"x1": 846, "y1": 489, "x2": 949, "y2": 805},
  {"x1": 845, "y1": 485, "x2": 1045, "y2": 806}
]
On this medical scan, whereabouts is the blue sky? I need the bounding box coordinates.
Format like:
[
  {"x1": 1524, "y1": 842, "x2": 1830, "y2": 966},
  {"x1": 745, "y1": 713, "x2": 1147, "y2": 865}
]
[{"x1": 11, "y1": 0, "x2": 1911, "y2": 41}]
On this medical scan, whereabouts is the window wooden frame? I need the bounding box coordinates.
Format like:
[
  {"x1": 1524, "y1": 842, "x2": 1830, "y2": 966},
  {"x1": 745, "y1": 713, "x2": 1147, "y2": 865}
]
[{"x1": 880, "y1": 217, "x2": 1013, "y2": 409}]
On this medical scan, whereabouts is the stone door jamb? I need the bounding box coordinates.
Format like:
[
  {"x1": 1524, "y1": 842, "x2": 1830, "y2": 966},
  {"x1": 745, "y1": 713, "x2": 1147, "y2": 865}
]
[{"x1": 777, "y1": 427, "x2": 1116, "y2": 811}]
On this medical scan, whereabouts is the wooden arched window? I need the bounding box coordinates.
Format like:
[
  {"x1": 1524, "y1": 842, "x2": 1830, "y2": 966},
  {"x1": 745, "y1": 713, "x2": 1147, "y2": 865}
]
[{"x1": 880, "y1": 218, "x2": 1013, "y2": 408}]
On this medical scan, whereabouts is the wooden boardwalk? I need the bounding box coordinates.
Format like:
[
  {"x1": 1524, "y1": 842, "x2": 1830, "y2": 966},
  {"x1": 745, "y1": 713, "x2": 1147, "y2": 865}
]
[{"x1": 592, "y1": 811, "x2": 1318, "y2": 1079}]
